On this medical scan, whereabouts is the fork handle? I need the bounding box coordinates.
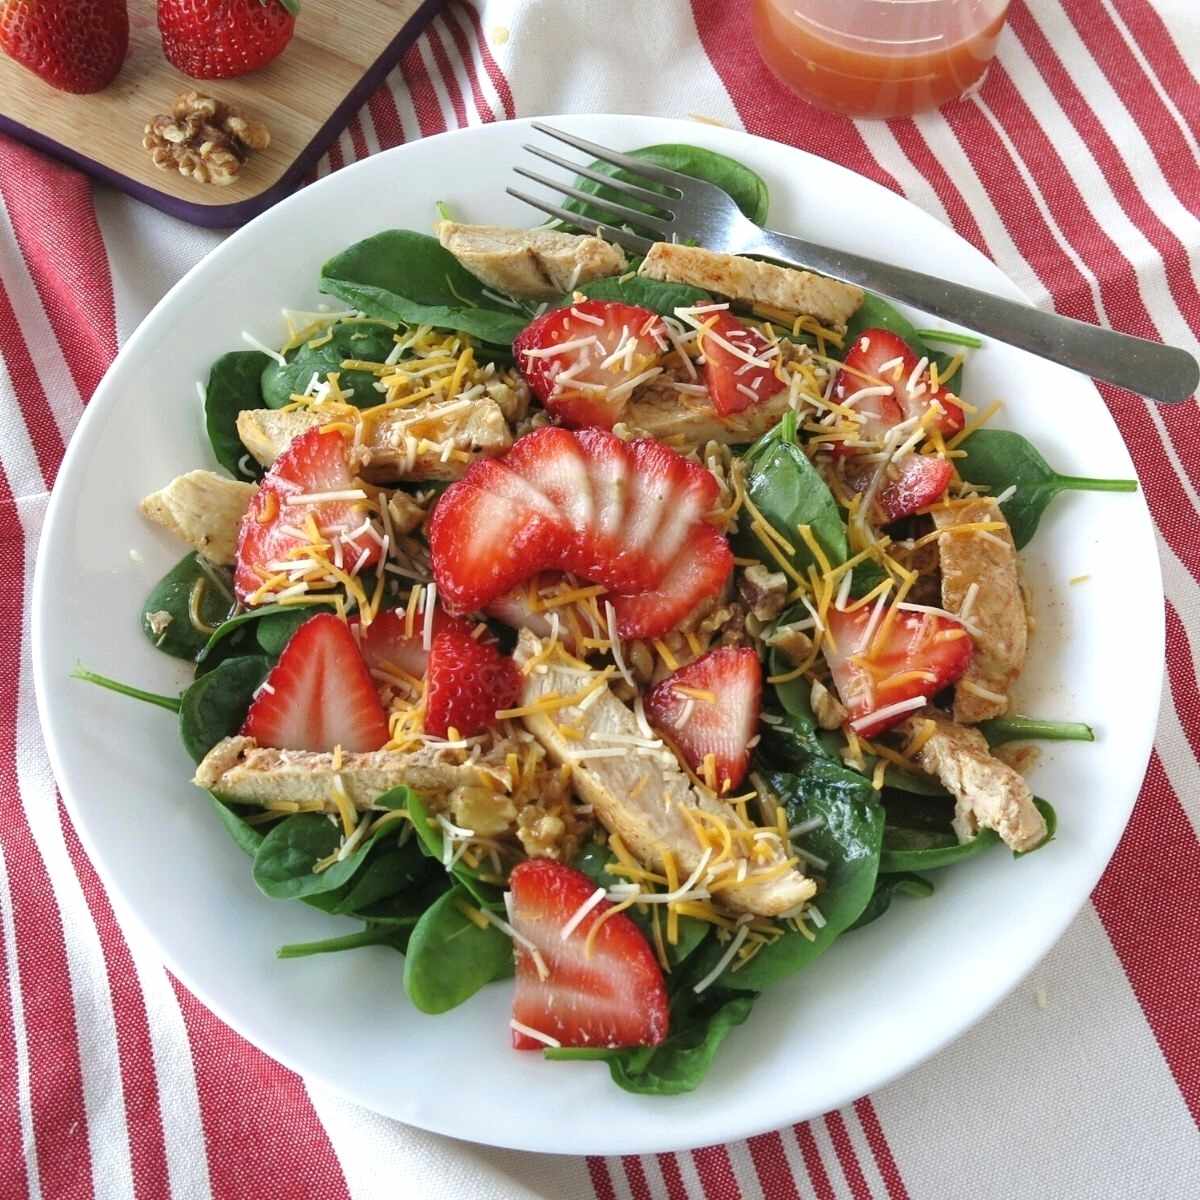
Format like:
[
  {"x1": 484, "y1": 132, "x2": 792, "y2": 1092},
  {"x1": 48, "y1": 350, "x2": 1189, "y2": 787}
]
[{"x1": 751, "y1": 228, "x2": 1198, "y2": 404}]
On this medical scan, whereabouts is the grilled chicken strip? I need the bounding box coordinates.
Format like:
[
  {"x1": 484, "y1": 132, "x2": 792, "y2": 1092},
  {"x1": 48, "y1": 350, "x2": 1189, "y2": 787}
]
[
  {"x1": 514, "y1": 632, "x2": 815, "y2": 917},
  {"x1": 236, "y1": 396, "x2": 512, "y2": 482},
  {"x1": 623, "y1": 381, "x2": 792, "y2": 450},
  {"x1": 933, "y1": 497, "x2": 1028, "y2": 723},
  {"x1": 638, "y1": 243, "x2": 864, "y2": 327},
  {"x1": 194, "y1": 735, "x2": 514, "y2": 809},
  {"x1": 437, "y1": 222, "x2": 628, "y2": 300},
  {"x1": 140, "y1": 470, "x2": 256, "y2": 565},
  {"x1": 901, "y1": 709, "x2": 1046, "y2": 852}
]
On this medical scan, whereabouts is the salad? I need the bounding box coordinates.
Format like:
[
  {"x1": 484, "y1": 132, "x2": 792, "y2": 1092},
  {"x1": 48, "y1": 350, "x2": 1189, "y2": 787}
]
[{"x1": 81, "y1": 143, "x2": 1137, "y2": 1095}]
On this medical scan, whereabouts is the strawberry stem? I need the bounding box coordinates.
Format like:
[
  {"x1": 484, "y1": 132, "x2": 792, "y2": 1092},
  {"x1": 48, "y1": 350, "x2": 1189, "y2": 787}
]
[
  {"x1": 72, "y1": 668, "x2": 181, "y2": 713},
  {"x1": 274, "y1": 0, "x2": 302, "y2": 16}
]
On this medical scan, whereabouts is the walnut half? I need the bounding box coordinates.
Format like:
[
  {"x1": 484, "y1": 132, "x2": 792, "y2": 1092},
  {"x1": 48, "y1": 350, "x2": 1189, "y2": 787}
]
[{"x1": 143, "y1": 91, "x2": 271, "y2": 187}]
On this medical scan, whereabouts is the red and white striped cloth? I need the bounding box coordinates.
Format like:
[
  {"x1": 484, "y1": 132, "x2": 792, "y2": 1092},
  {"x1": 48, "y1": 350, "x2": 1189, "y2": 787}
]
[{"x1": 2, "y1": 1, "x2": 1198, "y2": 1196}]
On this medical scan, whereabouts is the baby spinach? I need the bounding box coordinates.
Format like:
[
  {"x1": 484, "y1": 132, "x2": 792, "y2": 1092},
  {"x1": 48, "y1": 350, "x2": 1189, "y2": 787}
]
[
  {"x1": 319, "y1": 231, "x2": 528, "y2": 347},
  {"x1": 402, "y1": 787, "x2": 496, "y2": 905},
  {"x1": 209, "y1": 793, "x2": 266, "y2": 857},
  {"x1": 256, "y1": 609, "x2": 314, "y2": 658},
  {"x1": 179, "y1": 655, "x2": 270, "y2": 763},
  {"x1": 72, "y1": 667, "x2": 181, "y2": 714},
  {"x1": 204, "y1": 350, "x2": 272, "y2": 481},
  {"x1": 849, "y1": 872, "x2": 934, "y2": 931},
  {"x1": 331, "y1": 837, "x2": 433, "y2": 915},
  {"x1": 718, "y1": 764, "x2": 883, "y2": 991},
  {"x1": 141, "y1": 551, "x2": 234, "y2": 661},
  {"x1": 261, "y1": 320, "x2": 397, "y2": 410},
  {"x1": 547, "y1": 987, "x2": 756, "y2": 1096},
  {"x1": 879, "y1": 825, "x2": 999, "y2": 873},
  {"x1": 567, "y1": 275, "x2": 710, "y2": 315},
  {"x1": 736, "y1": 412, "x2": 848, "y2": 577},
  {"x1": 278, "y1": 926, "x2": 413, "y2": 959},
  {"x1": 979, "y1": 715, "x2": 1095, "y2": 747},
  {"x1": 562, "y1": 143, "x2": 770, "y2": 228},
  {"x1": 958, "y1": 429, "x2": 1137, "y2": 550},
  {"x1": 403, "y1": 885, "x2": 513, "y2": 1015}
]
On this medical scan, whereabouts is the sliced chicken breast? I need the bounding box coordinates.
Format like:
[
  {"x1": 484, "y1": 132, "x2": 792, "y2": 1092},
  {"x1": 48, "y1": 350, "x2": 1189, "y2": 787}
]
[
  {"x1": 514, "y1": 632, "x2": 815, "y2": 917},
  {"x1": 623, "y1": 381, "x2": 792, "y2": 450},
  {"x1": 437, "y1": 222, "x2": 628, "y2": 300},
  {"x1": 140, "y1": 470, "x2": 256, "y2": 565},
  {"x1": 639, "y1": 243, "x2": 864, "y2": 327},
  {"x1": 933, "y1": 497, "x2": 1028, "y2": 722},
  {"x1": 901, "y1": 709, "x2": 1047, "y2": 852}
]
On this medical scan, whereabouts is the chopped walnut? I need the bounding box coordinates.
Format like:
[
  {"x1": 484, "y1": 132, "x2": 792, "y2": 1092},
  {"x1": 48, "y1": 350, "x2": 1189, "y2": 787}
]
[
  {"x1": 486, "y1": 379, "x2": 529, "y2": 425},
  {"x1": 449, "y1": 784, "x2": 516, "y2": 837},
  {"x1": 738, "y1": 562, "x2": 788, "y2": 623},
  {"x1": 387, "y1": 490, "x2": 426, "y2": 537},
  {"x1": 515, "y1": 775, "x2": 589, "y2": 862},
  {"x1": 143, "y1": 90, "x2": 271, "y2": 187},
  {"x1": 765, "y1": 621, "x2": 813, "y2": 666},
  {"x1": 810, "y1": 679, "x2": 847, "y2": 730}
]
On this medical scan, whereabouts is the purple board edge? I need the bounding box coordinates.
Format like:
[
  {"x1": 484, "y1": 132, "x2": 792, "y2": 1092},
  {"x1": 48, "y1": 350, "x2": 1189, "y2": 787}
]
[{"x1": 0, "y1": 0, "x2": 444, "y2": 230}]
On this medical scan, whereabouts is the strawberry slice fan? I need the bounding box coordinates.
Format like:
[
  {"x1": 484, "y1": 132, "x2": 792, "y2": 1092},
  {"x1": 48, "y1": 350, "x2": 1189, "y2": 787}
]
[{"x1": 427, "y1": 426, "x2": 734, "y2": 640}]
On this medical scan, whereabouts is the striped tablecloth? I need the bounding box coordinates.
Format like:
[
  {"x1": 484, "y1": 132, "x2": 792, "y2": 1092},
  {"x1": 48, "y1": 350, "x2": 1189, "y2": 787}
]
[{"x1": 2, "y1": 2, "x2": 1198, "y2": 1196}]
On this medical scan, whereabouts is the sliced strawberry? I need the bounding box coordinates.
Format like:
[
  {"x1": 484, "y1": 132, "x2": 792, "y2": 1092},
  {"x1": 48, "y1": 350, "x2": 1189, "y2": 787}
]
[
  {"x1": 514, "y1": 300, "x2": 664, "y2": 429},
  {"x1": 508, "y1": 860, "x2": 668, "y2": 1050},
  {"x1": 608, "y1": 523, "x2": 733, "y2": 640},
  {"x1": 353, "y1": 605, "x2": 475, "y2": 680},
  {"x1": 824, "y1": 604, "x2": 973, "y2": 738},
  {"x1": 241, "y1": 613, "x2": 389, "y2": 753},
  {"x1": 234, "y1": 427, "x2": 379, "y2": 603},
  {"x1": 846, "y1": 454, "x2": 954, "y2": 523},
  {"x1": 424, "y1": 626, "x2": 521, "y2": 739},
  {"x1": 701, "y1": 312, "x2": 784, "y2": 416},
  {"x1": 645, "y1": 647, "x2": 762, "y2": 792},
  {"x1": 429, "y1": 428, "x2": 731, "y2": 632},
  {"x1": 831, "y1": 328, "x2": 964, "y2": 454}
]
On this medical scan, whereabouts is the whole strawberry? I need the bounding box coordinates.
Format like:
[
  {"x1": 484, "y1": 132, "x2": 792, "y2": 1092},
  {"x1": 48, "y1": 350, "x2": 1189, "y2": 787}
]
[
  {"x1": 158, "y1": 0, "x2": 299, "y2": 80},
  {"x1": 0, "y1": 0, "x2": 129, "y2": 93}
]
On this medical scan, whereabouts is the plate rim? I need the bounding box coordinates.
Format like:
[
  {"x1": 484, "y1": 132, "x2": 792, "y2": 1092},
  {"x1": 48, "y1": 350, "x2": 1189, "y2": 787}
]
[{"x1": 31, "y1": 113, "x2": 1165, "y2": 1155}]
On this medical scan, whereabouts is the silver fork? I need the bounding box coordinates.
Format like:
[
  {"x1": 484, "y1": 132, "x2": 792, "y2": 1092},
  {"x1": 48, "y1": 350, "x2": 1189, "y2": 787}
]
[{"x1": 508, "y1": 122, "x2": 1197, "y2": 406}]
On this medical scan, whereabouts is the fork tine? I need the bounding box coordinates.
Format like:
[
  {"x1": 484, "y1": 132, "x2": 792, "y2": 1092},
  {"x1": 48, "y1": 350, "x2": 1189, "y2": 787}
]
[
  {"x1": 523, "y1": 144, "x2": 675, "y2": 211},
  {"x1": 530, "y1": 122, "x2": 692, "y2": 193},
  {"x1": 505, "y1": 187, "x2": 655, "y2": 257},
  {"x1": 512, "y1": 167, "x2": 673, "y2": 237}
]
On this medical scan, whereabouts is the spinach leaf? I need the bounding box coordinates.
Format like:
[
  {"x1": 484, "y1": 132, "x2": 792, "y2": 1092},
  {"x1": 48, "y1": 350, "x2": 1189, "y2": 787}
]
[
  {"x1": 402, "y1": 787, "x2": 496, "y2": 905},
  {"x1": 573, "y1": 839, "x2": 709, "y2": 967},
  {"x1": 979, "y1": 715, "x2": 1095, "y2": 747},
  {"x1": 958, "y1": 429, "x2": 1137, "y2": 550},
  {"x1": 179, "y1": 655, "x2": 270, "y2": 763},
  {"x1": 256, "y1": 609, "x2": 314, "y2": 658},
  {"x1": 561, "y1": 143, "x2": 769, "y2": 227},
  {"x1": 196, "y1": 602, "x2": 309, "y2": 666},
  {"x1": 843, "y1": 293, "x2": 957, "y2": 381},
  {"x1": 567, "y1": 275, "x2": 710, "y2": 315},
  {"x1": 71, "y1": 667, "x2": 181, "y2": 714},
  {"x1": 141, "y1": 552, "x2": 234, "y2": 661},
  {"x1": 879, "y1": 825, "x2": 999, "y2": 873},
  {"x1": 736, "y1": 412, "x2": 848, "y2": 578},
  {"x1": 403, "y1": 885, "x2": 513, "y2": 1014},
  {"x1": 718, "y1": 764, "x2": 883, "y2": 990},
  {"x1": 204, "y1": 351, "x2": 271, "y2": 480},
  {"x1": 261, "y1": 320, "x2": 397, "y2": 410},
  {"x1": 209, "y1": 793, "x2": 265, "y2": 857},
  {"x1": 278, "y1": 926, "x2": 412, "y2": 959},
  {"x1": 251, "y1": 810, "x2": 407, "y2": 900},
  {"x1": 331, "y1": 837, "x2": 433, "y2": 914},
  {"x1": 849, "y1": 872, "x2": 934, "y2": 931},
  {"x1": 319, "y1": 231, "x2": 528, "y2": 346},
  {"x1": 548, "y1": 988, "x2": 756, "y2": 1096}
]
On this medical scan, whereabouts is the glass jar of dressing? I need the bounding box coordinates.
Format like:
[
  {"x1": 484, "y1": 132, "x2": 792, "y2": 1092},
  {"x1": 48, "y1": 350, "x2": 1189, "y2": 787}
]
[{"x1": 751, "y1": 0, "x2": 1011, "y2": 118}]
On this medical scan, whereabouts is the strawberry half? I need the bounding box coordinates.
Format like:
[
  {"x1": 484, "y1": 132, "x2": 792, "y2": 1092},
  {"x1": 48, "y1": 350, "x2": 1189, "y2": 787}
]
[
  {"x1": 508, "y1": 860, "x2": 668, "y2": 1050},
  {"x1": 514, "y1": 300, "x2": 664, "y2": 429},
  {"x1": 353, "y1": 605, "x2": 474, "y2": 680},
  {"x1": 428, "y1": 427, "x2": 732, "y2": 637},
  {"x1": 832, "y1": 328, "x2": 964, "y2": 453},
  {"x1": 241, "y1": 613, "x2": 389, "y2": 752},
  {"x1": 645, "y1": 646, "x2": 762, "y2": 792},
  {"x1": 234, "y1": 427, "x2": 379, "y2": 603},
  {"x1": 823, "y1": 603, "x2": 973, "y2": 738},
  {"x1": 701, "y1": 312, "x2": 783, "y2": 416},
  {"x1": 424, "y1": 626, "x2": 521, "y2": 739},
  {"x1": 846, "y1": 453, "x2": 954, "y2": 523}
]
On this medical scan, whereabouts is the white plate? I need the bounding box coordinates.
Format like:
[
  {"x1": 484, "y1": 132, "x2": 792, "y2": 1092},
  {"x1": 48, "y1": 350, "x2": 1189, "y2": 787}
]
[{"x1": 33, "y1": 115, "x2": 1163, "y2": 1155}]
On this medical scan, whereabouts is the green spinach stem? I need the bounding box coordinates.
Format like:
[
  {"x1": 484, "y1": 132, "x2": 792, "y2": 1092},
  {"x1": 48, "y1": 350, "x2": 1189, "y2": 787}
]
[
  {"x1": 914, "y1": 328, "x2": 984, "y2": 348},
  {"x1": 72, "y1": 668, "x2": 181, "y2": 713},
  {"x1": 1055, "y1": 475, "x2": 1138, "y2": 493},
  {"x1": 277, "y1": 927, "x2": 407, "y2": 959}
]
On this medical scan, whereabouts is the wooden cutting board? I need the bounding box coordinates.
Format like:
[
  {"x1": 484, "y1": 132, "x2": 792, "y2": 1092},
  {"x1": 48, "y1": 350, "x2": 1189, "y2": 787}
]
[{"x1": 0, "y1": 0, "x2": 438, "y2": 227}]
